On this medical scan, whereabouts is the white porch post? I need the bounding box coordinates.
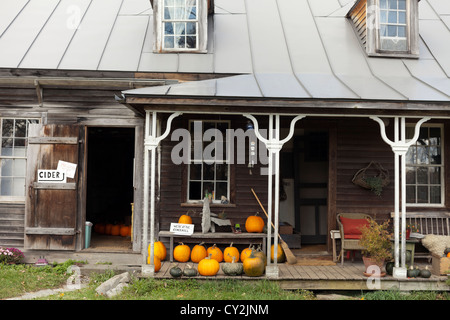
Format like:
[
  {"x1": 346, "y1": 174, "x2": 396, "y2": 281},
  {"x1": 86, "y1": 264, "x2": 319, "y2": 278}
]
[
  {"x1": 370, "y1": 116, "x2": 430, "y2": 279},
  {"x1": 142, "y1": 111, "x2": 181, "y2": 276},
  {"x1": 244, "y1": 114, "x2": 304, "y2": 278}
]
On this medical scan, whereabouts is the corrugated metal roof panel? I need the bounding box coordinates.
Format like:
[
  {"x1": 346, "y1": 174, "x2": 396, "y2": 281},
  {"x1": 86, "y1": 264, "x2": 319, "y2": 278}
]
[
  {"x1": 0, "y1": 0, "x2": 28, "y2": 36},
  {"x1": 403, "y1": 59, "x2": 450, "y2": 96},
  {"x1": 420, "y1": 19, "x2": 450, "y2": 77},
  {"x1": 255, "y1": 73, "x2": 310, "y2": 98},
  {"x1": 216, "y1": 74, "x2": 262, "y2": 97}
]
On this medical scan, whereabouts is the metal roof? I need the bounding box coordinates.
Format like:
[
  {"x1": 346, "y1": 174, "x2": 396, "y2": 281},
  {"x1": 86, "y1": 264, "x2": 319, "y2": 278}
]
[{"x1": 1, "y1": 0, "x2": 450, "y2": 102}]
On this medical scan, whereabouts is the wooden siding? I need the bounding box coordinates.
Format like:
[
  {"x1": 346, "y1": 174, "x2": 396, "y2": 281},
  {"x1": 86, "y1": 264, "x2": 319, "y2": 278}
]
[{"x1": 0, "y1": 203, "x2": 25, "y2": 248}]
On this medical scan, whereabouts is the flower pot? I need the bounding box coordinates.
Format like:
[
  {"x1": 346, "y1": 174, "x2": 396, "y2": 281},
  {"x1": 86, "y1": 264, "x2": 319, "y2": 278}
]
[
  {"x1": 406, "y1": 229, "x2": 411, "y2": 240},
  {"x1": 362, "y1": 256, "x2": 386, "y2": 277}
]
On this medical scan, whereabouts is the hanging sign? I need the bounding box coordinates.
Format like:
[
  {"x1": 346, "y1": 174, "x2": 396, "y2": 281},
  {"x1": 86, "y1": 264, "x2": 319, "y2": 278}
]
[
  {"x1": 57, "y1": 160, "x2": 77, "y2": 179},
  {"x1": 37, "y1": 170, "x2": 66, "y2": 183},
  {"x1": 170, "y1": 223, "x2": 194, "y2": 235}
]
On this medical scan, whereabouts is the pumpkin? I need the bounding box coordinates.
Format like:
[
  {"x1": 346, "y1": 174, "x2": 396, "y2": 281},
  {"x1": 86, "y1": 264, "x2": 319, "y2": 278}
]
[
  {"x1": 120, "y1": 225, "x2": 130, "y2": 237},
  {"x1": 222, "y1": 256, "x2": 243, "y2": 276},
  {"x1": 240, "y1": 245, "x2": 253, "y2": 263},
  {"x1": 105, "y1": 223, "x2": 113, "y2": 235},
  {"x1": 420, "y1": 266, "x2": 432, "y2": 278},
  {"x1": 224, "y1": 242, "x2": 240, "y2": 263},
  {"x1": 178, "y1": 210, "x2": 193, "y2": 224},
  {"x1": 183, "y1": 264, "x2": 198, "y2": 277},
  {"x1": 447, "y1": 252, "x2": 450, "y2": 258},
  {"x1": 385, "y1": 261, "x2": 394, "y2": 275},
  {"x1": 147, "y1": 255, "x2": 161, "y2": 272},
  {"x1": 207, "y1": 244, "x2": 223, "y2": 263},
  {"x1": 198, "y1": 254, "x2": 220, "y2": 276},
  {"x1": 95, "y1": 223, "x2": 105, "y2": 234},
  {"x1": 170, "y1": 264, "x2": 183, "y2": 278},
  {"x1": 110, "y1": 224, "x2": 120, "y2": 236},
  {"x1": 407, "y1": 266, "x2": 420, "y2": 278},
  {"x1": 174, "y1": 242, "x2": 191, "y2": 262},
  {"x1": 253, "y1": 245, "x2": 267, "y2": 267},
  {"x1": 149, "y1": 241, "x2": 167, "y2": 261},
  {"x1": 243, "y1": 251, "x2": 265, "y2": 277},
  {"x1": 270, "y1": 244, "x2": 286, "y2": 263},
  {"x1": 191, "y1": 242, "x2": 208, "y2": 263},
  {"x1": 245, "y1": 213, "x2": 265, "y2": 233}
]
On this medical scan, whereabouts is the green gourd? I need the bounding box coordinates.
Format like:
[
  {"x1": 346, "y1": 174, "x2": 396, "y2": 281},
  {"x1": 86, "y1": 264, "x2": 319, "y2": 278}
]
[
  {"x1": 169, "y1": 264, "x2": 183, "y2": 278},
  {"x1": 419, "y1": 266, "x2": 431, "y2": 278},
  {"x1": 221, "y1": 255, "x2": 244, "y2": 276},
  {"x1": 385, "y1": 261, "x2": 394, "y2": 275},
  {"x1": 407, "y1": 266, "x2": 420, "y2": 278},
  {"x1": 183, "y1": 264, "x2": 198, "y2": 277}
]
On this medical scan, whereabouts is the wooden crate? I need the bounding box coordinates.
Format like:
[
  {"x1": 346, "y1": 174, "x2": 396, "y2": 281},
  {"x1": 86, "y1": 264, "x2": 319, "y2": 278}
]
[{"x1": 431, "y1": 253, "x2": 450, "y2": 275}]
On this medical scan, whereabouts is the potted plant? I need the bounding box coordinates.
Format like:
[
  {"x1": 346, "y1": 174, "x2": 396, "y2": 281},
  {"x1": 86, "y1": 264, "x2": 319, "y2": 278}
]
[{"x1": 359, "y1": 219, "x2": 392, "y2": 277}]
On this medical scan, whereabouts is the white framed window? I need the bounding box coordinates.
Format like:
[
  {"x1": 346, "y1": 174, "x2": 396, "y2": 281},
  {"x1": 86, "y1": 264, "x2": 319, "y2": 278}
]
[
  {"x1": 0, "y1": 118, "x2": 39, "y2": 202},
  {"x1": 153, "y1": 0, "x2": 208, "y2": 53},
  {"x1": 405, "y1": 124, "x2": 444, "y2": 207},
  {"x1": 378, "y1": 0, "x2": 408, "y2": 51},
  {"x1": 187, "y1": 120, "x2": 230, "y2": 203}
]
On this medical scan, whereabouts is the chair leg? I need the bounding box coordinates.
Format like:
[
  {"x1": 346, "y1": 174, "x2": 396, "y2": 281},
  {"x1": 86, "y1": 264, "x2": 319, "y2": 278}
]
[{"x1": 341, "y1": 248, "x2": 344, "y2": 266}]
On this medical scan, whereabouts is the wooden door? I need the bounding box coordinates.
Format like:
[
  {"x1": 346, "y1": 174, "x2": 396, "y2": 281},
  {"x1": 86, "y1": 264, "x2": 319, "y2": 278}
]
[{"x1": 25, "y1": 124, "x2": 80, "y2": 250}]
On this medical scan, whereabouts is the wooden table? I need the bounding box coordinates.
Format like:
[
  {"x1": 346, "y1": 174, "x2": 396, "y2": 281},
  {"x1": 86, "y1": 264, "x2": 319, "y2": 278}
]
[{"x1": 158, "y1": 231, "x2": 268, "y2": 262}]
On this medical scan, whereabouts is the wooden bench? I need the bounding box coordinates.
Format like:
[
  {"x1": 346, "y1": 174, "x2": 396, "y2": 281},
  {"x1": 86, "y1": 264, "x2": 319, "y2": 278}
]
[{"x1": 158, "y1": 231, "x2": 268, "y2": 262}]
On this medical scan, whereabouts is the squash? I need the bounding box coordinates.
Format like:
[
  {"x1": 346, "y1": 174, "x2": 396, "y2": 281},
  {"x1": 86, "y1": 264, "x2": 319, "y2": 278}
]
[
  {"x1": 110, "y1": 224, "x2": 120, "y2": 236},
  {"x1": 270, "y1": 244, "x2": 286, "y2": 263},
  {"x1": 95, "y1": 223, "x2": 105, "y2": 234},
  {"x1": 420, "y1": 266, "x2": 431, "y2": 278},
  {"x1": 147, "y1": 255, "x2": 161, "y2": 272},
  {"x1": 222, "y1": 256, "x2": 243, "y2": 276},
  {"x1": 191, "y1": 242, "x2": 207, "y2": 263},
  {"x1": 243, "y1": 251, "x2": 265, "y2": 277},
  {"x1": 169, "y1": 264, "x2": 183, "y2": 278},
  {"x1": 240, "y1": 245, "x2": 253, "y2": 263},
  {"x1": 407, "y1": 266, "x2": 420, "y2": 278},
  {"x1": 385, "y1": 261, "x2": 394, "y2": 275},
  {"x1": 120, "y1": 225, "x2": 130, "y2": 237},
  {"x1": 178, "y1": 210, "x2": 193, "y2": 224},
  {"x1": 183, "y1": 264, "x2": 198, "y2": 277},
  {"x1": 174, "y1": 242, "x2": 191, "y2": 262},
  {"x1": 207, "y1": 244, "x2": 223, "y2": 263},
  {"x1": 105, "y1": 223, "x2": 113, "y2": 235},
  {"x1": 198, "y1": 254, "x2": 220, "y2": 276},
  {"x1": 149, "y1": 241, "x2": 167, "y2": 261},
  {"x1": 253, "y1": 245, "x2": 267, "y2": 267},
  {"x1": 245, "y1": 213, "x2": 265, "y2": 233},
  {"x1": 224, "y1": 242, "x2": 240, "y2": 263}
]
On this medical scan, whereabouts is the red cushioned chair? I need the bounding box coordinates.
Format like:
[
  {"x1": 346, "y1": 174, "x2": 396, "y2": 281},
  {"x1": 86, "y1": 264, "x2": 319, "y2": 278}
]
[{"x1": 336, "y1": 213, "x2": 372, "y2": 266}]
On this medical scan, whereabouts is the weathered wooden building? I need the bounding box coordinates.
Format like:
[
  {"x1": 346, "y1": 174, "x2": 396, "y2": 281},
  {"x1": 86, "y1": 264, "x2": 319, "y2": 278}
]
[{"x1": 1, "y1": 0, "x2": 450, "y2": 278}]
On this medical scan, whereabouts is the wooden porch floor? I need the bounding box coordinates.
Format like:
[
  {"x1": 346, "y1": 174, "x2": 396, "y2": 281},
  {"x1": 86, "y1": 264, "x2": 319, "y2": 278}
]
[{"x1": 154, "y1": 260, "x2": 449, "y2": 292}]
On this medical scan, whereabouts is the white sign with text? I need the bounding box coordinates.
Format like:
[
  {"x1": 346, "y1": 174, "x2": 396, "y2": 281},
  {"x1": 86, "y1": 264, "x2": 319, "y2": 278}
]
[{"x1": 170, "y1": 223, "x2": 194, "y2": 235}]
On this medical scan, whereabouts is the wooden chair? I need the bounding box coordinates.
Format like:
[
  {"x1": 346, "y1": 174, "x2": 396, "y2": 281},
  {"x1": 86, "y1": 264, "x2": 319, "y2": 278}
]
[{"x1": 336, "y1": 213, "x2": 372, "y2": 266}]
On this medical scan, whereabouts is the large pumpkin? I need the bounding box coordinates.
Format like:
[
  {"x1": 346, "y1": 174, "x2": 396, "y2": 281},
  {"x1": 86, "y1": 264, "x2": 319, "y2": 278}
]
[
  {"x1": 198, "y1": 254, "x2": 220, "y2": 276},
  {"x1": 147, "y1": 255, "x2": 161, "y2": 272},
  {"x1": 174, "y1": 242, "x2": 191, "y2": 262},
  {"x1": 245, "y1": 213, "x2": 265, "y2": 233},
  {"x1": 207, "y1": 244, "x2": 223, "y2": 263},
  {"x1": 149, "y1": 241, "x2": 167, "y2": 261},
  {"x1": 95, "y1": 223, "x2": 105, "y2": 234},
  {"x1": 224, "y1": 242, "x2": 240, "y2": 263},
  {"x1": 191, "y1": 242, "x2": 207, "y2": 263},
  {"x1": 111, "y1": 224, "x2": 120, "y2": 236},
  {"x1": 243, "y1": 251, "x2": 265, "y2": 277},
  {"x1": 178, "y1": 210, "x2": 193, "y2": 224},
  {"x1": 105, "y1": 223, "x2": 113, "y2": 235},
  {"x1": 270, "y1": 244, "x2": 286, "y2": 263},
  {"x1": 120, "y1": 225, "x2": 130, "y2": 237},
  {"x1": 240, "y1": 245, "x2": 253, "y2": 262}
]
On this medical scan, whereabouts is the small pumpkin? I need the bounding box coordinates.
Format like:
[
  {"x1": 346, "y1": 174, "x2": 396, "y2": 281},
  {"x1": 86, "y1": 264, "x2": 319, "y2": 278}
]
[
  {"x1": 174, "y1": 242, "x2": 191, "y2": 262},
  {"x1": 178, "y1": 210, "x2": 193, "y2": 224},
  {"x1": 169, "y1": 264, "x2": 183, "y2": 278},
  {"x1": 245, "y1": 212, "x2": 265, "y2": 233},
  {"x1": 149, "y1": 241, "x2": 167, "y2": 261},
  {"x1": 407, "y1": 266, "x2": 420, "y2": 278},
  {"x1": 198, "y1": 254, "x2": 220, "y2": 276},
  {"x1": 243, "y1": 251, "x2": 265, "y2": 277},
  {"x1": 120, "y1": 225, "x2": 130, "y2": 237},
  {"x1": 270, "y1": 244, "x2": 286, "y2": 263},
  {"x1": 207, "y1": 244, "x2": 223, "y2": 263},
  {"x1": 420, "y1": 266, "x2": 431, "y2": 278},
  {"x1": 147, "y1": 255, "x2": 161, "y2": 272},
  {"x1": 191, "y1": 242, "x2": 207, "y2": 263},
  {"x1": 385, "y1": 261, "x2": 394, "y2": 275},
  {"x1": 240, "y1": 245, "x2": 253, "y2": 263},
  {"x1": 224, "y1": 242, "x2": 240, "y2": 263},
  {"x1": 183, "y1": 264, "x2": 198, "y2": 277},
  {"x1": 222, "y1": 256, "x2": 243, "y2": 276}
]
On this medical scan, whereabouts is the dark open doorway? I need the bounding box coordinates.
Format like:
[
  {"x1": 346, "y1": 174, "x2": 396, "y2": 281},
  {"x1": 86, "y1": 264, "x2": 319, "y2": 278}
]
[{"x1": 86, "y1": 127, "x2": 135, "y2": 251}]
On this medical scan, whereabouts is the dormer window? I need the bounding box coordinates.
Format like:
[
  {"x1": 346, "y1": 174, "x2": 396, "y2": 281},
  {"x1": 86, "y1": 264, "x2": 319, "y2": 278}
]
[
  {"x1": 347, "y1": 0, "x2": 419, "y2": 58},
  {"x1": 153, "y1": 0, "x2": 209, "y2": 53}
]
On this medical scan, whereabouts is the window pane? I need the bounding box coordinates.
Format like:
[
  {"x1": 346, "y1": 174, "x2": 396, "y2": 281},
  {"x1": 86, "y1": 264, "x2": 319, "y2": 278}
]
[
  {"x1": 398, "y1": 26, "x2": 406, "y2": 38},
  {"x1": 398, "y1": 0, "x2": 406, "y2": 10},
  {"x1": 186, "y1": 22, "x2": 196, "y2": 35},
  {"x1": 399, "y1": 11, "x2": 406, "y2": 24},
  {"x1": 380, "y1": 0, "x2": 388, "y2": 9},
  {"x1": 164, "y1": 36, "x2": 174, "y2": 48},
  {"x1": 216, "y1": 163, "x2": 227, "y2": 181},
  {"x1": 1, "y1": 159, "x2": 13, "y2": 176},
  {"x1": 0, "y1": 178, "x2": 12, "y2": 196},
  {"x1": 164, "y1": 7, "x2": 173, "y2": 19},
  {"x1": 406, "y1": 167, "x2": 416, "y2": 184},
  {"x1": 1, "y1": 138, "x2": 13, "y2": 156},
  {"x1": 429, "y1": 167, "x2": 440, "y2": 184},
  {"x1": 165, "y1": 22, "x2": 174, "y2": 35},
  {"x1": 175, "y1": 36, "x2": 185, "y2": 48},
  {"x1": 186, "y1": 36, "x2": 196, "y2": 49},
  {"x1": 203, "y1": 163, "x2": 214, "y2": 180},
  {"x1": 388, "y1": 0, "x2": 397, "y2": 9},
  {"x1": 387, "y1": 25, "x2": 397, "y2": 37},
  {"x1": 406, "y1": 186, "x2": 415, "y2": 203},
  {"x1": 203, "y1": 182, "x2": 214, "y2": 197},
  {"x1": 388, "y1": 11, "x2": 397, "y2": 23},
  {"x1": 15, "y1": 120, "x2": 27, "y2": 137},
  {"x1": 189, "y1": 181, "x2": 201, "y2": 200},
  {"x1": 380, "y1": 10, "x2": 387, "y2": 23},
  {"x1": 190, "y1": 163, "x2": 201, "y2": 180},
  {"x1": 2, "y1": 119, "x2": 13, "y2": 137},
  {"x1": 417, "y1": 167, "x2": 428, "y2": 184},
  {"x1": 430, "y1": 186, "x2": 441, "y2": 204},
  {"x1": 417, "y1": 186, "x2": 428, "y2": 203},
  {"x1": 216, "y1": 182, "x2": 227, "y2": 201},
  {"x1": 12, "y1": 178, "x2": 25, "y2": 197},
  {"x1": 13, "y1": 138, "x2": 26, "y2": 157}
]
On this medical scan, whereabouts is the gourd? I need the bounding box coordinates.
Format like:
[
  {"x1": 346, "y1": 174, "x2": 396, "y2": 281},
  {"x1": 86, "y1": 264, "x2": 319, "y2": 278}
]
[
  {"x1": 178, "y1": 210, "x2": 193, "y2": 224},
  {"x1": 170, "y1": 264, "x2": 183, "y2": 278},
  {"x1": 385, "y1": 261, "x2": 394, "y2": 275},
  {"x1": 120, "y1": 225, "x2": 130, "y2": 237},
  {"x1": 183, "y1": 264, "x2": 198, "y2": 277},
  {"x1": 253, "y1": 245, "x2": 267, "y2": 267},
  {"x1": 222, "y1": 255, "x2": 243, "y2": 276},
  {"x1": 147, "y1": 255, "x2": 161, "y2": 272},
  {"x1": 149, "y1": 241, "x2": 167, "y2": 261},
  {"x1": 191, "y1": 242, "x2": 207, "y2": 263},
  {"x1": 240, "y1": 245, "x2": 253, "y2": 263},
  {"x1": 111, "y1": 224, "x2": 120, "y2": 236},
  {"x1": 420, "y1": 266, "x2": 431, "y2": 278},
  {"x1": 243, "y1": 251, "x2": 265, "y2": 277},
  {"x1": 270, "y1": 244, "x2": 286, "y2": 263},
  {"x1": 407, "y1": 266, "x2": 420, "y2": 278},
  {"x1": 198, "y1": 254, "x2": 220, "y2": 276},
  {"x1": 224, "y1": 242, "x2": 240, "y2": 262},
  {"x1": 174, "y1": 242, "x2": 191, "y2": 262},
  {"x1": 245, "y1": 213, "x2": 265, "y2": 233},
  {"x1": 207, "y1": 244, "x2": 223, "y2": 263}
]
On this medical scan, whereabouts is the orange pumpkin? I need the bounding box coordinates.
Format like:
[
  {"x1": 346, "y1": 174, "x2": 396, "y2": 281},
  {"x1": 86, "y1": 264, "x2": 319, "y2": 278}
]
[
  {"x1": 191, "y1": 242, "x2": 207, "y2": 263},
  {"x1": 95, "y1": 223, "x2": 105, "y2": 234},
  {"x1": 174, "y1": 242, "x2": 191, "y2": 262},
  {"x1": 245, "y1": 213, "x2": 265, "y2": 233},
  {"x1": 149, "y1": 241, "x2": 167, "y2": 261},
  {"x1": 447, "y1": 252, "x2": 450, "y2": 258},
  {"x1": 147, "y1": 255, "x2": 161, "y2": 272},
  {"x1": 178, "y1": 210, "x2": 193, "y2": 224},
  {"x1": 240, "y1": 245, "x2": 253, "y2": 262},
  {"x1": 243, "y1": 251, "x2": 265, "y2": 277},
  {"x1": 207, "y1": 244, "x2": 223, "y2": 263},
  {"x1": 105, "y1": 223, "x2": 113, "y2": 235},
  {"x1": 120, "y1": 225, "x2": 130, "y2": 237},
  {"x1": 270, "y1": 244, "x2": 286, "y2": 263},
  {"x1": 198, "y1": 254, "x2": 220, "y2": 276},
  {"x1": 224, "y1": 242, "x2": 240, "y2": 263},
  {"x1": 111, "y1": 224, "x2": 120, "y2": 236}
]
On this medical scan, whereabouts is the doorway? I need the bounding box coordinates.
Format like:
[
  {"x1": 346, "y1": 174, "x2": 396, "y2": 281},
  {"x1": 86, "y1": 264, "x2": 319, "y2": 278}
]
[
  {"x1": 85, "y1": 127, "x2": 135, "y2": 251},
  {"x1": 294, "y1": 131, "x2": 329, "y2": 246}
]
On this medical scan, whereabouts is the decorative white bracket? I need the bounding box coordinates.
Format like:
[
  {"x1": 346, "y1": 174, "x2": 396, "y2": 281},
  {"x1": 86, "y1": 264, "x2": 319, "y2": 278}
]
[
  {"x1": 370, "y1": 116, "x2": 430, "y2": 279},
  {"x1": 243, "y1": 114, "x2": 304, "y2": 277}
]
